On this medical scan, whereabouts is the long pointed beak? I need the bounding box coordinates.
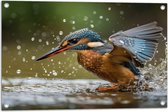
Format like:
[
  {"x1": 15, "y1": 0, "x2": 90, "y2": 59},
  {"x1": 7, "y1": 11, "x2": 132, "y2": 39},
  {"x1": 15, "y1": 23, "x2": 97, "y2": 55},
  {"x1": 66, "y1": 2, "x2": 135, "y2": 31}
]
[{"x1": 36, "y1": 46, "x2": 71, "y2": 61}]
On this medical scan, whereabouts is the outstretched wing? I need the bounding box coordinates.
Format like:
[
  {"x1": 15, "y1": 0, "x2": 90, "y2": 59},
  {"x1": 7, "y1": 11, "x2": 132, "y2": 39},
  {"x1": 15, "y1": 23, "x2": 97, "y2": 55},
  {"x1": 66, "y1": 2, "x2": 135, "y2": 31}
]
[{"x1": 109, "y1": 22, "x2": 163, "y2": 64}]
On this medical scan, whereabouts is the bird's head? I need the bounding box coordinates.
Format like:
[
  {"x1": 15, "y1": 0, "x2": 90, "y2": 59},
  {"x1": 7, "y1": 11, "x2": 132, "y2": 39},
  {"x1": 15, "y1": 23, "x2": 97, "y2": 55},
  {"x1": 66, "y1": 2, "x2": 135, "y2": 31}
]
[{"x1": 36, "y1": 28, "x2": 105, "y2": 61}]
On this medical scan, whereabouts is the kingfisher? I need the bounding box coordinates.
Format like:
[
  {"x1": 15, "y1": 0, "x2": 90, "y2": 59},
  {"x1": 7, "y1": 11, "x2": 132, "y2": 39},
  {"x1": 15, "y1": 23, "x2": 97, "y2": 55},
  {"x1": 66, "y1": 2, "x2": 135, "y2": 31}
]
[{"x1": 36, "y1": 22, "x2": 163, "y2": 92}]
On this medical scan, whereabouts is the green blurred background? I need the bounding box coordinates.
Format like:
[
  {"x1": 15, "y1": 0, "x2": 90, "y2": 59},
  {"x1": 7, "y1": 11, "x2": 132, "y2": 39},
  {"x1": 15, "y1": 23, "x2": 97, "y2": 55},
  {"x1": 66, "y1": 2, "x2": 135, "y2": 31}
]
[{"x1": 2, "y1": 1, "x2": 167, "y2": 79}]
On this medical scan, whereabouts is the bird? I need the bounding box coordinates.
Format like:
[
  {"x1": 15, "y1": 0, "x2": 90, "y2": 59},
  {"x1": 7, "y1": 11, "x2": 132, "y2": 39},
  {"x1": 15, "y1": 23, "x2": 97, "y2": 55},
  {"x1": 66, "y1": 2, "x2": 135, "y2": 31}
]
[{"x1": 36, "y1": 21, "x2": 163, "y2": 92}]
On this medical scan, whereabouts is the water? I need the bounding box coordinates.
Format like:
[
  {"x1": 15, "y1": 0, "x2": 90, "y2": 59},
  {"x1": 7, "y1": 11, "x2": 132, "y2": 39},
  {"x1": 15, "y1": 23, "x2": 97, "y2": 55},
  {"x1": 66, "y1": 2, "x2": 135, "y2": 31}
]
[{"x1": 1, "y1": 78, "x2": 167, "y2": 110}]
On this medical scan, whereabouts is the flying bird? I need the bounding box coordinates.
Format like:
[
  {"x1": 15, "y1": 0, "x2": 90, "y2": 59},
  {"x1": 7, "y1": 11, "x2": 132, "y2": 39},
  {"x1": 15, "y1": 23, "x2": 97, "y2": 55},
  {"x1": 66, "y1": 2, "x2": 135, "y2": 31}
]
[{"x1": 36, "y1": 22, "x2": 163, "y2": 92}]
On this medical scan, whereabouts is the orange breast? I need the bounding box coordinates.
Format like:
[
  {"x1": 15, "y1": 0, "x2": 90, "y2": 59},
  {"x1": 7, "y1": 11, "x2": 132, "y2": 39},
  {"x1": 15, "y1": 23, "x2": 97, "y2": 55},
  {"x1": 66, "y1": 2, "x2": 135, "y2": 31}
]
[
  {"x1": 77, "y1": 50, "x2": 103, "y2": 73},
  {"x1": 77, "y1": 49, "x2": 136, "y2": 85}
]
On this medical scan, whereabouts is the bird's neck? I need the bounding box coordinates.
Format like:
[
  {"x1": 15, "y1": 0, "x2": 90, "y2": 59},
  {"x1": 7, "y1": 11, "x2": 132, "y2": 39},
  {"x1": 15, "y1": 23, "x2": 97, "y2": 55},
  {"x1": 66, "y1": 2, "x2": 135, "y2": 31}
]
[{"x1": 91, "y1": 43, "x2": 113, "y2": 55}]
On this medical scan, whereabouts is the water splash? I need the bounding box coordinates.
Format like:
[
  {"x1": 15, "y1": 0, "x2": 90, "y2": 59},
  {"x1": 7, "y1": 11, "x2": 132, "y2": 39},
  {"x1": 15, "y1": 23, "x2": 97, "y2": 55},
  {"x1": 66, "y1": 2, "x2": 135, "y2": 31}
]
[{"x1": 140, "y1": 57, "x2": 167, "y2": 92}]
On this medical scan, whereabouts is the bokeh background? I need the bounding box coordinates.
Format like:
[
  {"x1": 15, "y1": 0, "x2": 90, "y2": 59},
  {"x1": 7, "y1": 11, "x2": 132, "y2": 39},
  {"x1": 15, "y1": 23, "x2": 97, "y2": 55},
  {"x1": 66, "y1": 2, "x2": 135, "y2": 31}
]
[{"x1": 2, "y1": 1, "x2": 167, "y2": 79}]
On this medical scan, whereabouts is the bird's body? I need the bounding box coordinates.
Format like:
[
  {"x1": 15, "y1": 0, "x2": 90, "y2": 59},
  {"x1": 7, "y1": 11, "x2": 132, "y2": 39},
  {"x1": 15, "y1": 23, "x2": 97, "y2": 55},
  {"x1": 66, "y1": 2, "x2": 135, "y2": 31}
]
[
  {"x1": 36, "y1": 22, "x2": 163, "y2": 91},
  {"x1": 77, "y1": 50, "x2": 136, "y2": 86}
]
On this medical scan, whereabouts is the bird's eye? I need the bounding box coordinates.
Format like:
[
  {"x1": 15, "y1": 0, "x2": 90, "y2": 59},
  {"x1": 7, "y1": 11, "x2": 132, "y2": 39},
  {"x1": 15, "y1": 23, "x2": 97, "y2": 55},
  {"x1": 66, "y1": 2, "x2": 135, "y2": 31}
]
[{"x1": 68, "y1": 38, "x2": 79, "y2": 44}]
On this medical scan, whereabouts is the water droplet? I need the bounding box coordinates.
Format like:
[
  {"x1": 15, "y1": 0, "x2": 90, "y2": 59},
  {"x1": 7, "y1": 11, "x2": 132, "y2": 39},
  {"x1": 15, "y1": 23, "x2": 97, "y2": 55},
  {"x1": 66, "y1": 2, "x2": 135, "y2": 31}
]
[
  {"x1": 51, "y1": 59, "x2": 54, "y2": 62},
  {"x1": 11, "y1": 13, "x2": 17, "y2": 19},
  {"x1": 44, "y1": 70, "x2": 47, "y2": 73},
  {"x1": 3, "y1": 46, "x2": 8, "y2": 51},
  {"x1": 120, "y1": 10, "x2": 124, "y2": 15},
  {"x1": 59, "y1": 31, "x2": 63, "y2": 35},
  {"x1": 106, "y1": 18, "x2": 109, "y2": 21},
  {"x1": 4, "y1": 104, "x2": 9, "y2": 108},
  {"x1": 93, "y1": 11, "x2": 96, "y2": 14},
  {"x1": 52, "y1": 63, "x2": 55, "y2": 66},
  {"x1": 16, "y1": 69, "x2": 21, "y2": 74},
  {"x1": 17, "y1": 45, "x2": 21, "y2": 50},
  {"x1": 52, "y1": 42, "x2": 55, "y2": 44},
  {"x1": 83, "y1": 16, "x2": 89, "y2": 21},
  {"x1": 63, "y1": 19, "x2": 66, "y2": 22},
  {"x1": 56, "y1": 36, "x2": 61, "y2": 41},
  {"x1": 41, "y1": 32, "x2": 47, "y2": 37},
  {"x1": 68, "y1": 73, "x2": 72, "y2": 76},
  {"x1": 160, "y1": 5, "x2": 166, "y2": 10},
  {"x1": 22, "y1": 57, "x2": 26, "y2": 62},
  {"x1": 46, "y1": 41, "x2": 49, "y2": 45},
  {"x1": 13, "y1": 57, "x2": 16, "y2": 61},
  {"x1": 99, "y1": 16, "x2": 103, "y2": 19},
  {"x1": 35, "y1": 73, "x2": 38, "y2": 77},
  {"x1": 38, "y1": 39, "x2": 42, "y2": 42},
  {"x1": 52, "y1": 34, "x2": 55, "y2": 37},
  {"x1": 31, "y1": 56, "x2": 36, "y2": 60},
  {"x1": 108, "y1": 7, "x2": 111, "y2": 11},
  {"x1": 58, "y1": 61, "x2": 61, "y2": 65},
  {"x1": 52, "y1": 70, "x2": 57, "y2": 76},
  {"x1": 72, "y1": 20, "x2": 75, "y2": 24},
  {"x1": 148, "y1": 64, "x2": 152, "y2": 67},
  {"x1": 90, "y1": 24, "x2": 94, "y2": 28},
  {"x1": 31, "y1": 37, "x2": 35, "y2": 41},
  {"x1": 90, "y1": 20, "x2": 93, "y2": 23},
  {"x1": 63, "y1": 52, "x2": 66, "y2": 55},
  {"x1": 72, "y1": 26, "x2": 76, "y2": 30},
  {"x1": 5, "y1": 70, "x2": 8, "y2": 73},
  {"x1": 26, "y1": 49, "x2": 29, "y2": 52},
  {"x1": 18, "y1": 51, "x2": 22, "y2": 55},
  {"x1": 61, "y1": 70, "x2": 64, "y2": 73},
  {"x1": 4, "y1": 3, "x2": 9, "y2": 8}
]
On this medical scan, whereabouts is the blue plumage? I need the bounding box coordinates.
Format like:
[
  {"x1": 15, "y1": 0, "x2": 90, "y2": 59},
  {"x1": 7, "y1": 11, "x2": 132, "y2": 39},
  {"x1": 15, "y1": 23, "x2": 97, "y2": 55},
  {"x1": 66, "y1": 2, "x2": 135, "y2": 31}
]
[
  {"x1": 109, "y1": 22, "x2": 162, "y2": 63},
  {"x1": 62, "y1": 28, "x2": 104, "y2": 43},
  {"x1": 70, "y1": 44, "x2": 89, "y2": 50}
]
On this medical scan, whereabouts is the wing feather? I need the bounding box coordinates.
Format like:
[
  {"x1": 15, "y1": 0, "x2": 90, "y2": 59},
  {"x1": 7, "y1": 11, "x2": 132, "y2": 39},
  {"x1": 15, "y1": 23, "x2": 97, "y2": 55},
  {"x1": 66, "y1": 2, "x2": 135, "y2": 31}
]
[{"x1": 109, "y1": 22, "x2": 163, "y2": 64}]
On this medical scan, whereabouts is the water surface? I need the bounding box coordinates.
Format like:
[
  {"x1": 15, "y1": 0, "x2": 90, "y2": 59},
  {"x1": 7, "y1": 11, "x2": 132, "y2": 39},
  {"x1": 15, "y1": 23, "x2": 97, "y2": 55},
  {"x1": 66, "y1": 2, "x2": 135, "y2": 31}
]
[{"x1": 2, "y1": 78, "x2": 167, "y2": 110}]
